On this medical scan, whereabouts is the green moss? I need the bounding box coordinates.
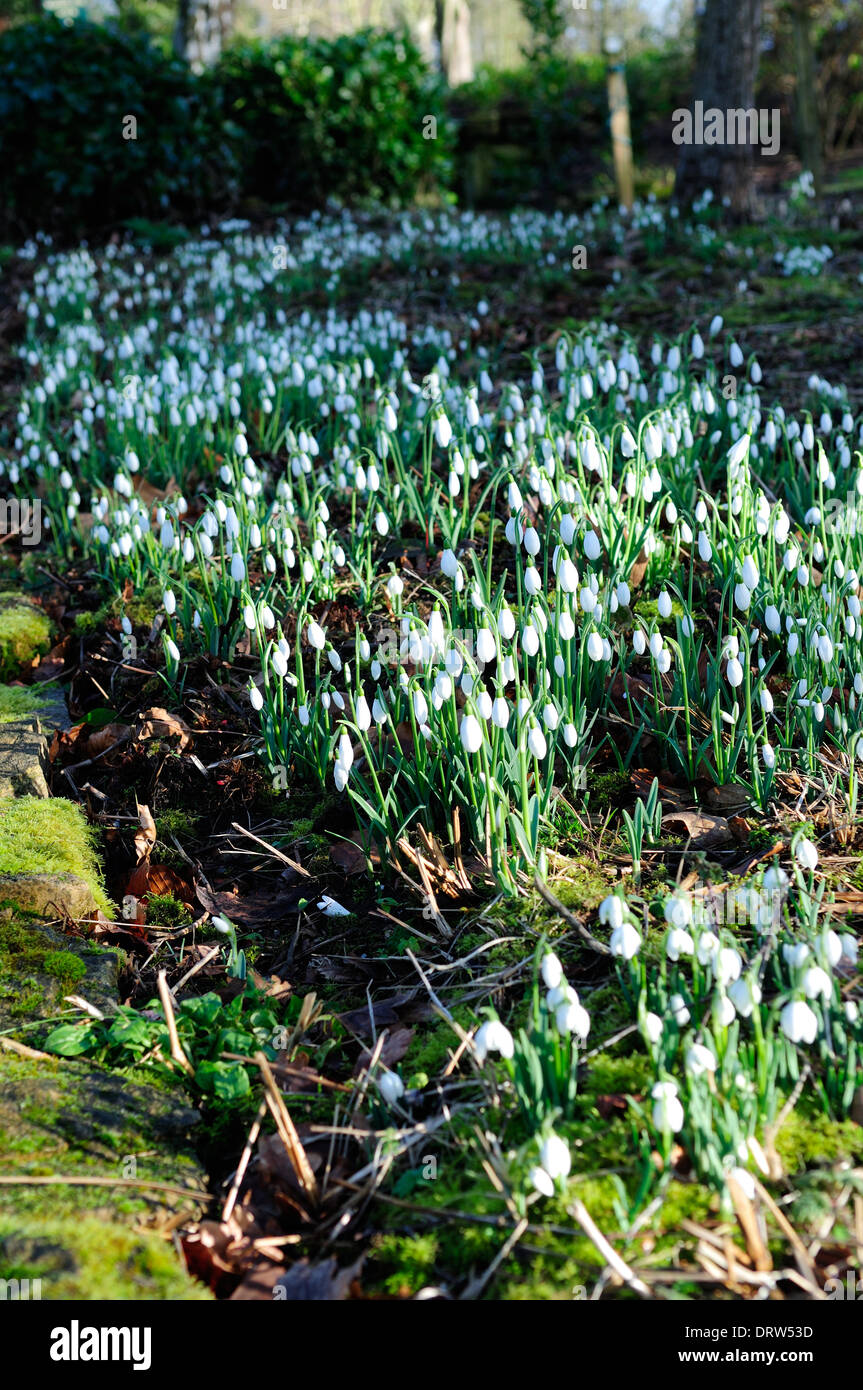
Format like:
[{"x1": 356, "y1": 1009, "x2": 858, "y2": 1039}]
[
  {"x1": 41, "y1": 950, "x2": 87, "y2": 987},
  {"x1": 146, "y1": 894, "x2": 193, "y2": 930},
  {"x1": 0, "y1": 1217, "x2": 212, "y2": 1300},
  {"x1": 0, "y1": 595, "x2": 53, "y2": 680},
  {"x1": 774, "y1": 1106, "x2": 863, "y2": 1173},
  {"x1": 0, "y1": 683, "x2": 57, "y2": 724},
  {"x1": 0, "y1": 797, "x2": 114, "y2": 916},
  {"x1": 406, "y1": 1008, "x2": 474, "y2": 1082}
]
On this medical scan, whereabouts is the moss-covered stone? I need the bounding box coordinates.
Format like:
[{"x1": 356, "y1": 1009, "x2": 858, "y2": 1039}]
[
  {"x1": 0, "y1": 911, "x2": 120, "y2": 1025},
  {"x1": 0, "y1": 1052, "x2": 211, "y2": 1299},
  {"x1": 0, "y1": 797, "x2": 113, "y2": 918},
  {"x1": 0, "y1": 594, "x2": 53, "y2": 681}
]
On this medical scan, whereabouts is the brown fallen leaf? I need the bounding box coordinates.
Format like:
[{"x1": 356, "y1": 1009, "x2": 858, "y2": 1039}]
[
  {"x1": 330, "y1": 835, "x2": 382, "y2": 874},
  {"x1": 135, "y1": 706, "x2": 193, "y2": 751},
  {"x1": 232, "y1": 1255, "x2": 364, "y2": 1302},
  {"x1": 134, "y1": 802, "x2": 157, "y2": 864},
  {"x1": 664, "y1": 809, "x2": 732, "y2": 849},
  {"x1": 705, "y1": 784, "x2": 751, "y2": 813},
  {"x1": 84, "y1": 722, "x2": 131, "y2": 759},
  {"x1": 354, "y1": 1025, "x2": 414, "y2": 1077}
]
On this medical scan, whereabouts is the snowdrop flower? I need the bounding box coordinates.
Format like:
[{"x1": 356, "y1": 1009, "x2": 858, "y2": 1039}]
[
  {"x1": 643, "y1": 1011, "x2": 663, "y2": 1044},
  {"x1": 610, "y1": 920, "x2": 642, "y2": 960},
  {"x1": 539, "y1": 1132, "x2": 571, "y2": 1181},
  {"x1": 230, "y1": 552, "x2": 246, "y2": 583},
  {"x1": 248, "y1": 685, "x2": 263, "y2": 712},
  {"x1": 599, "y1": 895, "x2": 625, "y2": 929},
  {"x1": 728, "y1": 975, "x2": 762, "y2": 1018},
  {"x1": 840, "y1": 933, "x2": 858, "y2": 965},
  {"x1": 669, "y1": 993, "x2": 690, "y2": 1025},
  {"x1": 666, "y1": 927, "x2": 694, "y2": 961},
  {"x1": 802, "y1": 966, "x2": 832, "y2": 1000},
  {"x1": 307, "y1": 620, "x2": 326, "y2": 650},
  {"x1": 317, "y1": 895, "x2": 350, "y2": 917},
  {"x1": 474, "y1": 1019, "x2": 514, "y2": 1063},
  {"x1": 686, "y1": 1043, "x2": 717, "y2": 1077},
  {"x1": 377, "y1": 1070, "x2": 405, "y2": 1106},
  {"x1": 460, "y1": 713, "x2": 483, "y2": 754},
  {"x1": 651, "y1": 1081, "x2": 684, "y2": 1133},
  {"x1": 795, "y1": 837, "x2": 819, "y2": 871},
  {"x1": 556, "y1": 999, "x2": 590, "y2": 1038},
  {"x1": 584, "y1": 529, "x2": 601, "y2": 561},
  {"x1": 714, "y1": 947, "x2": 742, "y2": 987},
  {"x1": 541, "y1": 952, "x2": 563, "y2": 990},
  {"x1": 726, "y1": 655, "x2": 743, "y2": 687},
  {"x1": 527, "y1": 724, "x2": 548, "y2": 759},
  {"x1": 780, "y1": 999, "x2": 818, "y2": 1044},
  {"x1": 165, "y1": 637, "x2": 180, "y2": 663}
]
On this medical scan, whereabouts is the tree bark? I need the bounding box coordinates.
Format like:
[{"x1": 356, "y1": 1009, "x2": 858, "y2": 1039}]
[
  {"x1": 435, "y1": 0, "x2": 474, "y2": 86},
  {"x1": 174, "y1": 0, "x2": 235, "y2": 72},
  {"x1": 789, "y1": 0, "x2": 823, "y2": 196},
  {"x1": 674, "y1": 0, "x2": 764, "y2": 216}
]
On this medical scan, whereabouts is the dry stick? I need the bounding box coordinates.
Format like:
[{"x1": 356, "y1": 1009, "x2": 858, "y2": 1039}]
[
  {"x1": 752, "y1": 1175, "x2": 826, "y2": 1299},
  {"x1": 0, "y1": 1035, "x2": 52, "y2": 1061},
  {"x1": 0, "y1": 1175, "x2": 212, "y2": 1201},
  {"x1": 253, "y1": 1052, "x2": 319, "y2": 1203},
  {"x1": 174, "y1": 943, "x2": 221, "y2": 993},
  {"x1": 568, "y1": 1197, "x2": 653, "y2": 1299},
  {"x1": 157, "y1": 970, "x2": 194, "y2": 1075},
  {"x1": 533, "y1": 876, "x2": 612, "y2": 956},
  {"x1": 222, "y1": 1099, "x2": 267, "y2": 1224},
  {"x1": 229, "y1": 822, "x2": 311, "y2": 878}
]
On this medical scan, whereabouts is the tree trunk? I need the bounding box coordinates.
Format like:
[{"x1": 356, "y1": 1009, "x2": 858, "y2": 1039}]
[
  {"x1": 435, "y1": 0, "x2": 474, "y2": 86},
  {"x1": 790, "y1": 0, "x2": 823, "y2": 196},
  {"x1": 674, "y1": 0, "x2": 764, "y2": 216},
  {"x1": 174, "y1": 0, "x2": 235, "y2": 72}
]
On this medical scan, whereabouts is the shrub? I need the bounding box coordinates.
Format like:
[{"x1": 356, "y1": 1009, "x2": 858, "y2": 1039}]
[
  {"x1": 209, "y1": 28, "x2": 452, "y2": 209},
  {"x1": 0, "y1": 16, "x2": 236, "y2": 239}
]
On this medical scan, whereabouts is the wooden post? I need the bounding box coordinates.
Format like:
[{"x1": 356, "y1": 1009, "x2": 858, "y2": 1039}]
[{"x1": 606, "y1": 45, "x2": 635, "y2": 212}]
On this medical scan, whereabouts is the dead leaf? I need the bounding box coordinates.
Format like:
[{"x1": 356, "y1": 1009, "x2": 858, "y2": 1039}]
[
  {"x1": 134, "y1": 802, "x2": 157, "y2": 864},
  {"x1": 354, "y1": 1025, "x2": 414, "y2": 1077},
  {"x1": 135, "y1": 706, "x2": 193, "y2": 751},
  {"x1": 232, "y1": 1255, "x2": 363, "y2": 1301},
  {"x1": 330, "y1": 835, "x2": 382, "y2": 874},
  {"x1": 84, "y1": 722, "x2": 131, "y2": 759},
  {"x1": 663, "y1": 809, "x2": 732, "y2": 849},
  {"x1": 705, "y1": 784, "x2": 751, "y2": 813}
]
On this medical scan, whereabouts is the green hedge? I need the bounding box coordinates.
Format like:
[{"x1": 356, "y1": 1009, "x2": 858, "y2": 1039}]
[
  {"x1": 209, "y1": 30, "x2": 453, "y2": 209},
  {"x1": 0, "y1": 17, "x2": 234, "y2": 239},
  {"x1": 0, "y1": 19, "x2": 452, "y2": 239}
]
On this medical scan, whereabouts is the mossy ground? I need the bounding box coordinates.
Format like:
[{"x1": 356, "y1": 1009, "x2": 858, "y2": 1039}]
[
  {"x1": 0, "y1": 682, "x2": 58, "y2": 724},
  {"x1": 0, "y1": 796, "x2": 114, "y2": 916},
  {"x1": 0, "y1": 594, "x2": 53, "y2": 680}
]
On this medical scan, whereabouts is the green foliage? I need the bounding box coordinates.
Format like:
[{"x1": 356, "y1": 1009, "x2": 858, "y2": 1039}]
[
  {"x1": 209, "y1": 29, "x2": 452, "y2": 210},
  {"x1": 0, "y1": 797, "x2": 114, "y2": 917},
  {"x1": 0, "y1": 16, "x2": 236, "y2": 239},
  {"x1": 0, "y1": 596, "x2": 52, "y2": 681}
]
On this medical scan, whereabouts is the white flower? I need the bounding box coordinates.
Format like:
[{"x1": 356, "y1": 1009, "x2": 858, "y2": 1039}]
[
  {"x1": 584, "y1": 530, "x2": 601, "y2": 561},
  {"x1": 657, "y1": 590, "x2": 672, "y2": 619},
  {"x1": 474, "y1": 1019, "x2": 514, "y2": 1062},
  {"x1": 248, "y1": 685, "x2": 263, "y2": 712},
  {"x1": 610, "y1": 920, "x2": 642, "y2": 960},
  {"x1": 780, "y1": 999, "x2": 818, "y2": 1044},
  {"x1": 586, "y1": 631, "x2": 604, "y2": 662},
  {"x1": 669, "y1": 993, "x2": 690, "y2": 1025},
  {"x1": 728, "y1": 975, "x2": 761, "y2": 1018},
  {"x1": 378, "y1": 1071, "x2": 405, "y2": 1105},
  {"x1": 460, "y1": 713, "x2": 483, "y2": 754},
  {"x1": 726, "y1": 656, "x2": 744, "y2": 687},
  {"x1": 556, "y1": 999, "x2": 590, "y2": 1039},
  {"x1": 644, "y1": 1011, "x2": 663, "y2": 1044},
  {"x1": 307, "y1": 620, "x2": 326, "y2": 650},
  {"x1": 317, "y1": 895, "x2": 350, "y2": 917},
  {"x1": 802, "y1": 966, "x2": 832, "y2": 1000},
  {"x1": 666, "y1": 927, "x2": 694, "y2": 961},
  {"x1": 527, "y1": 725, "x2": 548, "y2": 759},
  {"x1": 539, "y1": 1133, "x2": 571, "y2": 1180},
  {"x1": 651, "y1": 1081, "x2": 684, "y2": 1133},
  {"x1": 783, "y1": 942, "x2": 810, "y2": 970},
  {"x1": 541, "y1": 952, "x2": 563, "y2": 989},
  {"x1": 477, "y1": 628, "x2": 497, "y2": 665},
  {"x1": 840, "y1": 933, "x2": 858, "y2": 965},
  {"x1": 686, "y1": 1043, "x2": 717, "y2": 1077},
  {"x1": 440, "y1": 548, "x2": 459, "y2": 579},
  {"x1": 599, "y1": 895, "x2": 624, "y2": 928},
  {"x1": 795, "y1": 837, "x2": 819, "y2": 871}
]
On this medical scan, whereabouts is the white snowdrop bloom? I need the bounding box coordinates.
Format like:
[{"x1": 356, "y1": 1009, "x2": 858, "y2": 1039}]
[
  {"x1": 657, "y1": 590, "x2": 672, "y2": 619},
  {"x1": 742, "y1": 555, "x2": 759, "y2": 589},
  {"x1": 759, "y1": 687, "x2": 773, "y2": 714},
  {"x1": 307, "y1": 621, "x2": 326, "y2": 650},
  {"x1": 644, "y1": 1011, "x2": 663, "y2": 1044},
  {"x1": 243, "y1": 603, "x2": 257, "y2": 631},
  {"x1": 762, "y1": 742, "x2": 776, "y2": 770},
  {"x1": 162, "y1": 589, "x2": 177, "y2": 617},
  {"x1": 726, "y1": 656, "x2": 744, "y2": 687},
  {"x1": 698, "y1": 530, "x2": 712, "y2": 562},
  {"x1": 686, "y1": 1044, "x2": 717, "y2": 1077},
  {"x1": 165, "y1": 637, "x2": 180, "y2": 663},
  {"x1": 527, "y1": 724, "x2": 548, "y2": 759},
  {"x1": 664, "y1": 894, "x2": 692, "y2": 928},
  {"x1": 818, "y1": 632, "x2": 834, "y2": 663},
  {"x1": 840, "y1": 933, "x2": 859, "y2": 965},
  {"x1": 783, "y1": 942, "x2": 811, "y2": 971},
  {"x1": 802, "y1": 966, "x2": 832, "y2": 1000},
  {"x1": 524, "y1": 526, "x2": 540, "y2": 557},
  {"x1": 474, "y1": 1019, "x2": 514, "y2": 1062},
  {"x1": 377, "y1": 1070, "x2": 405, "y2": 1106},
  {"x1": 598, "y1": 894, "x2": 625, "y2": 930},
  {"x1": 728, "y1": 975, "x2": 762, "y2": 1018},
  {"x1": 529, "y1": 1165, "x2": 555, "y2": 1198},
  {"x1": 633, "y1": 629, "x2": 646, "y2": 655},
  {"x1": 556, "y1": 999, "x2": 590, "y2": 1039},
  {"x1": 584, "y1": 529, "x2": 601, "y2": 561},
  {"x1": 586, "y1": 631, "x2": 604, "y2": 662},
  {"x1": 434, "y1": 413, "x2": 452, "y2": 449},
  {"x1": 795, "y1": 837, "x2": 819, "y2": 871},
  {"x1": 522, "y1": 624, "x2": 540, "y2": 657},
  {"x1": 248, "y1": 685, "x2": 263, "y2": 712},
  {"x1": 764, "y1": 604, "x2": 781, "y2": 634},
  {"x1": 697, "y1": 931, "x2": 720, "y2": 966},
  {"x1": 714, "y1": 947, "x2": 742, "y2": 987},
  {"x1": 490, "y1": 696, "x2": 510, "y2": 729},
  {"x1": 230, "y1": 552, "x2": 246, "y2": 583},
  {"x1": 651, "y1": 1081, "x2": 684, "y2": 1133},
  {"x1": 666, "y1": 927, "x2": 694, "y2": 961},
  {"x1": 498, "y1": 606, "x2": 516, "y2": 641},
  {"x1": 476, "y1": 628, "x2": 497, "y2": 665},
  {"x1": 780, "y1": 999, "x2": 818, "y2": 1044},
  {"x1": 669, "y1": 993, "x2": 690, "y2": 1026},
  {"x1": 541, "y1": 952, "x2": 563, "y2": 990},
  {"x1": 734, "y1": 583, "x2": 751, "y2": 611},
  {"x1": 649, "y1": 632, "x2": 664, "y2": 660},
  {"x1": 610, "y1": 920, "x2": 642, "y2": 960},
  {"x1": 539, "y1": 1132, "x2": 572, "y2": 1182},
  {"x1": 558, "y1": 557, "x2": 579, "y2": 593},
  {"x1": 460, "y1": 713, "x2": 483, "y2": 754},
  {"x1": 440, "y1": 548, "x2": 459, "y2": 579},
  {"x1": 821, "y1": 929, "x2": 842, "y2": 967},
  {"x1": 387, "y1": 574, "x2": 404, "y2": 599}
]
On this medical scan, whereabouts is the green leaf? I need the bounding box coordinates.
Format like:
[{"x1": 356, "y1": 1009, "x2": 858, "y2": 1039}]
[
  {"x1": 194, "y1": 1060, "x2": 251, "y2": 1100},
  {"x1": 44, "y1": 1022, "x2": 96, "y2": 1056}
]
